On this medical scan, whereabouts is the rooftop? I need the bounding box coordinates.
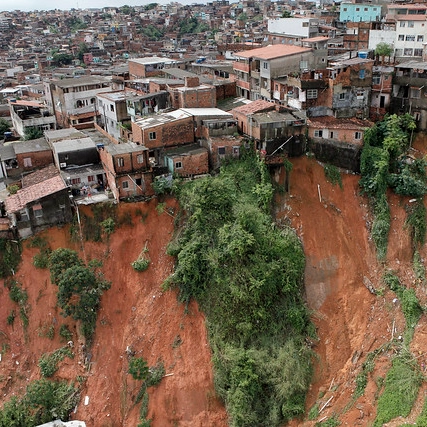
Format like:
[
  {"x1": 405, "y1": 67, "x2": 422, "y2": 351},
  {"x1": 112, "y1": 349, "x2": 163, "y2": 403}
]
[
  {"x1": 232, "y1": 100, "x2": 276, "y2": 115},
  {"x1": 50, "y1": 76, "x2": 110, "y2": 88},
  {"x1": 129, "y1": 56, "x2": 180, "y2": 66},
  {"x1": 5, "y1": 174, "x2": 66, "y2": 213},
  {"x1": 234, "y1": 44, "x2": 311, "y2": 60},
  {"x1": 106, "y1": 142, "x2": 148, "y2": 156},
  {"x1": 308, "y1": 116, "x2": 373, "y2": 129}
]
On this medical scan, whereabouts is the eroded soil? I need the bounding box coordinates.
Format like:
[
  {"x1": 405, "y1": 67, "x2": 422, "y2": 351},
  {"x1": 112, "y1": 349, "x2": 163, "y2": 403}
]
[{"x1": 1, "y1": 135, "x2": 427, "y2": 426}]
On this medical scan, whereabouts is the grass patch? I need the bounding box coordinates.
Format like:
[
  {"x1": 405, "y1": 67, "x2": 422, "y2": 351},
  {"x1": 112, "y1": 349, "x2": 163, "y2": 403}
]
[
  {"x1": 38, "y1": 346, "x2": 73, "y2": 378},
  {"x1": 373, "y1": 349, "x2": 422, "y2": 427},
  {"x1": 324, "y1": 164, "x2": 343, "y2": 189}
]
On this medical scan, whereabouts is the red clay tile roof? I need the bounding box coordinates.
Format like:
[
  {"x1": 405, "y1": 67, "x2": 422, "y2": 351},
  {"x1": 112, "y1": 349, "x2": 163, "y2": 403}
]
[
  {"x1": 232, "y1": 100, "x2": 276, "y2": 115},
  {"x1": 5, "y1": 175, "x2": 67, "y2": 213},
  {"x1": 234, "y1": 44, "x2": 311, "y2": 60},
  {"x1": 21, "y1": 164, "x2": 59, "y2": 188}
]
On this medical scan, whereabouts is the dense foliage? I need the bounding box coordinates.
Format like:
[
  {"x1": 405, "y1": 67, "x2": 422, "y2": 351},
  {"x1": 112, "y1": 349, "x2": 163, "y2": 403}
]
[
  {"x1": 48, "y1": 249, "x2": 110, "y2": 343},
  {"x1": 359, "y1": 114, "x2": 425, "y2": 259},
  {"x1": 167, "y1": 151, "x2": 312, "y2": 426},
  {"x1": 0, "y1": 379, "x2": 78, "y2": 426},
  {"x1": 0, "y1": 238, "x2": 22, "y2": 278}
]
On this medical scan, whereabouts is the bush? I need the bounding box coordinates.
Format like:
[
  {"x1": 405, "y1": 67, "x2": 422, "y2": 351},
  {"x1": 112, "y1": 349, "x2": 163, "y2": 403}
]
[
  {"x1": 59, "y1": 324, "x2": 73, "y2": 343},
  {"x1": 131, "y1": 258, "x2": 150, "y2": 272},
  {"x1": 324, "y1": 164, "x2": 343, "y2": 189},
  {"x1": 38, "y1": 346, "x2": 73, "y2": 378},
  {"x1": 168, "y1": 152, "x2": 312, "y2": 426},
  {"x1": 129, "y1": 357, "x2": 149, "y2": 381}
]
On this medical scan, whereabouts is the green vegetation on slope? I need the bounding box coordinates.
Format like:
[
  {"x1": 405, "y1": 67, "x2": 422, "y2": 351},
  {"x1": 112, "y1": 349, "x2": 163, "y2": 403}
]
[
  {"x1": 0, "y1": 379, "x2": 79, "y2": 426},
  {"x1": 359, "y1": 114, "x2": 426, "y2": 259},
  {"x1": 167, "y1": 150, "x2": 312, "y2": 426},
  {"x1": 373, "y1": 349, "x2": 423, "y2": 427}
]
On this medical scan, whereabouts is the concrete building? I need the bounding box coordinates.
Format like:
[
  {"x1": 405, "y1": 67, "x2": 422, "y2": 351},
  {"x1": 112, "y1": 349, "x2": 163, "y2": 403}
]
[
  {"x1": 233, "y1": 44, "x2": 325, "y2": 101},
  {"x1": 44, "y1": 76, "x2": 112, "y2": 129},
  {"x1": 267, "y1": 18, "x2": 320, "y2": 40},
  {"x1": 128, "y1": 57, "x2": 182, "y2": 79},
  {"x1": 339, "y1": 3, "x2": 381, "y2": 23},
  {"x1": 96, "y1": 91, "x2": 130, "y2": 142},
  {"x1": 9, "y1": 100, "x2": 56, "y2": 137},
  {"x1": 386, "y1": 4, "x2": 427, "y2": 61},
  {"x1": 390, "y1": 60, "x2": 427, "y2": 130}
]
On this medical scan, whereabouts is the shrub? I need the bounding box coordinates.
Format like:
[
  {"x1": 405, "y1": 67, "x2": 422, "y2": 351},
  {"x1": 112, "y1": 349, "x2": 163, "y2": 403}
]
[
  {"x1": 38, "y1": 346, "x2": 73, "y2": 378},
  {"x1": 131, "y1": 258, "x2": 150, "y2": 272},
  {"x1": 59, "y1": 324, "x2": 73, "y2": 343},
  {"x1": 129, "y1": 357, "x2": 149, "y2": 381},
  {"x1": 324, "y1": 164, "x2": 343, "y2": 189},
  {"x1": 6, "y1": 310, "x2": 15, "y2": 326}
]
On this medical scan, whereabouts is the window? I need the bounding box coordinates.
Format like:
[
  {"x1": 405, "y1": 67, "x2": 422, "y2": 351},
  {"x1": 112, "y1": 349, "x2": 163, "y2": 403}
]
[
  {"x1": 355, "y1": 131, "x2": 362, "y2": 140},
  {"x1": 117, "y1": 157, "x2": 124, "y2": 167},
  {"x1": 175, "y1": 161, "x2": 182, "y2": 169},
  {"x1": 19, "y1": 209, "x2": 29, "y2": 222},
  {"x1": 110, "y1": 104, "x2": 114, "y2": 112},
  {"x1": 137, "y1": 154, "x2": 144, "y2": 164},
  {"x1": 356, "y1": 8, "x2": 360, "y2": 11},
  {"x1": 414, "y1": 48, "x2": 423, "y2": 56},
  {"x1": 232, "y1": 146, "x2": 240, "y2": 157},
  {"x1": 33, "y1": 204, "x2": 43, "y2": 218},
  {"x1": 218, "y1": 146, "x2": 226, "y2": 156},
  {"x1": 400, "y1": 21, "x2": 406, "y2": 27},
  {"x1": 122, "y1": 181, "x2": 129, "y2": 189},
  {"x1": 398, "y1": 34, "x2": 405, "y2": 41},
  {"x1": 23, "y1": 157, "x2": 32, "y2": 167},
  {"x1": 408, "y1": 21, "x2": 414, "y2": 28},
  {"x1": 404, "y1": 48, "x2": 413, "y2": 56},
  {"x1": 302, "y1": 21, "x2": 309, "y2": 26},
  {"x1": 71, "y1": 177, "x2": 81, "y2": 185},
  {"x1": 418, "y1": 35, "x2": 424, "y2": 42},
  {"x1": 263, "y1": 62, "x2": 268, "y2": 69},
  {"x1": 406, "y1": 35, "x2": 415, "y2": 41},
  {"x1": 364, "y1": 8, "x2": 368, "y2": 11},
  {"x1": 300, "y1": 60, "x2": 308, "y2": 69},
  {"x1": 314, "y1": 130, "x2": 323, "y2": 137},
  {"x1": 330, "y1": 131, "x2": 335, "y2": 139},
  {"x1": 88, "y1": 175, "x2": 95, "y2": 182},
  {"x1": 149, "y1": 131, "x2": 156, "y2": 140},
  {"x1": 307, "y1": 89, "x2": 318, "y2": 99},
  {"x1": 339, "y1": 92, "x2": 345, "y2": 100},
  {"x1": 373, "y1": 75, "x2": 381, "y2": 85},
  {"x1": 411, "y1": 87, "x2": 421, "y2": 98},
  {"x1": 356, "y1": 90, "x2": 364, "y2": 99},
  {"x1": 359, "y1": 69, "x2": 365, "y2": 79}
]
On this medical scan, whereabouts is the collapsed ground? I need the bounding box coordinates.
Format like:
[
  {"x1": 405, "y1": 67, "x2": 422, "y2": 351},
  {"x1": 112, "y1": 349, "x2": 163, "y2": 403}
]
[{"x1": 0, "y1": 134, "x2": 427, "y2": 425}]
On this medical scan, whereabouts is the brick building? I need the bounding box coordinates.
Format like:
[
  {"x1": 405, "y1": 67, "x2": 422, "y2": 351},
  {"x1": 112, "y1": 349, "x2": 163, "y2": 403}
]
[
  {"x1": 164, "y1": 144, "x2": 209, "y2": 177},
  {"x1": 168, "y1": 77, "x2": 216, "y2": 109},
  {"x1": 99, "y1": 142, "x2": 153, "y2": 200}
]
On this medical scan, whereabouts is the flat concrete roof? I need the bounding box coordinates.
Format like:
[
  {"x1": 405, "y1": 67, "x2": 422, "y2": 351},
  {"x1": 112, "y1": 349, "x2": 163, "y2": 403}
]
[
  {"x1": 106, "y1": 142, "x2": 148, "y2": 155},
  {"x1": 53, "y1": 137, "x2": 96, "y2": 153}
]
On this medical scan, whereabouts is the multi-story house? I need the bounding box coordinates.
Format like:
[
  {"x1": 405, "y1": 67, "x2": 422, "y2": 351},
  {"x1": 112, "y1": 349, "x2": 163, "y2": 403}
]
[
  {"x1": 99, "y1": 142, "x2": 153, "y2": 200},
  {"x1": 339, "y1": 3, "x2": 381, "y2": 23},
  {"x1": 44, "y1": 76, "x2": 112, "y2": 129},
  {"x1": 9, "y1": 100, "x2": 56, "y2": 137},
  {"x1": 386, "y1": 4, "x2": 427, "y2": 61},
  {"x1": 233, "y1": 44, "x2": 325, "y2": 101},
  {"x1": 327, "y1": 56, "x2": 373, "y2": 119},
  {"x1": 370, "y1": 65, "x2": 394, "y2": 122},
  {"x1": 390, "y1": 61, "x2": 427, "y2": 130},
  {"x1": 96, "y1": 91, "x2": 131, "y2": 143},
  {"x1": 267, "y1": 17, "x2": 321, "y2": 43}
]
